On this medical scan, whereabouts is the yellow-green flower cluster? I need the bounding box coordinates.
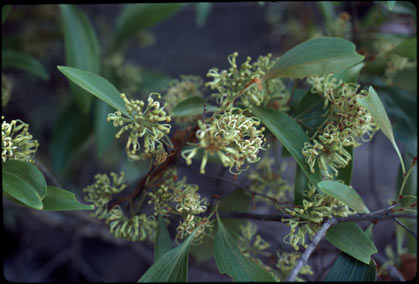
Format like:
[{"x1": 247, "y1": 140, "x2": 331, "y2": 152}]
[
  {"x1": 107, "y1": 93, "x2": 171, "y2": 160},
  {"x1": 303, "y1": 74, "x2": 378, "y2": 178},
  {"x1": 282, "y1": 184, "x2": 352, "y2": 250},
  {"x1": 83, "y1": 172, "x2": 157, "y2": 242},
  {"x1": 275, "y1": 251, "x2": 313, "y2": 281},
  {"x1": 206, "y1": 52, "x2": 290, "y2": 110},
  {"x1": 2, "y1": 116, "x2": 39, "y2": 163},
  {"x1": 248, "y1": 155, "x2": 292, "y2": 203},
  {"x1": 181, "y1": 108, "x2": 268, "y2": 175},
  {"x1": 164, "y1": 75, "x2": 204, "y2": 113}
]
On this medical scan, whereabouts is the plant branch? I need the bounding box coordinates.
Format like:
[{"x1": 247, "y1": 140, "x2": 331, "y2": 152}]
[{"x1": 393, "y1": 218, "x2": 417, "y2": 239}]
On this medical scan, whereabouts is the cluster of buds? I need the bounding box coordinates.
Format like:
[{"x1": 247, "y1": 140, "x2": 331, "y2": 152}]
[
  {"x1": 206, "y1": 52, "x2": 290, "y2": 110},
  {"x1": 106, "y1": 205, "x2": 156, "y2": 242},
  {"x1": 83, "y1": 172, "x2": 157, "y2": 242},
  {"x1": 247, "y1": 155, "x2": 292, "y2": 203},
  {"x1": 275, "y1": 251, "x2": 313, "y2": 281},
  {"x1": 182, "y1": 108, "x2": 268, "y2": 175},
  {"x1": 147, "y1": 167, "x2": 212, "y2": 244},
  {"x1": 303, "y1": 74, "x2": 378, "y2": 178},
  {"x1": 107, "y1": 93, "x2": 171, "y2": 160},
  {"x1": 282, "y1": 184, "x2": 352, "y2": 250},
  {"x1": 103, "y1": 53, "x2": 142, "y2": 95},
  {"x1": 2, "y1": 116, "x2": 39, "y2": 163}
]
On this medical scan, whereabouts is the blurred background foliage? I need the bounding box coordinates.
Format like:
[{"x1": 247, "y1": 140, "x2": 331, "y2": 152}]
[{"x1": 2, "y1": 2, "x2": 416, "y2": 281}]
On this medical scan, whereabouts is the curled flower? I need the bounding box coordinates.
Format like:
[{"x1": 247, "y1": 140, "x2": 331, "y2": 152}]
[
  {"x1": 181, "y1": 108, "x2": 268, "y2": 174},
  {"x1": 107, "y1": 93, "x2": 171, "y2": 160},
  {"x1": 2, "y1": 116, "x2": 39, "y2": 163}
]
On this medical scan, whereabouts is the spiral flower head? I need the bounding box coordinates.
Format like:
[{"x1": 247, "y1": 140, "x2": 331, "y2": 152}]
[
  {"x1": 2, "y1": 116, "x2": 39, "y2": 163},
  {"x1": 107, "y1": 93, "x2": 171, "y2": 160},
  {"x1": 182, "y1": 108, "x2": 268, "y2": 175}
]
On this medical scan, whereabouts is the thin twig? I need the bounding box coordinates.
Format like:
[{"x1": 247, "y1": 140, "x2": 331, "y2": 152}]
[
  {"x1": 286, "y1": 218, "x2": 336, "y2": 282},
  {"x1": 35, "y1": 160, "x2": 62, "y2": 188},
  {"x1": 219, "y1": 211, "x2": 290, "y2": 222},
  {"x1": 393, "y1": 218, "x2": 417, "y2": 239},
  {"x1": 373, "y1": 253, "x2": 405, "y2": 281}
]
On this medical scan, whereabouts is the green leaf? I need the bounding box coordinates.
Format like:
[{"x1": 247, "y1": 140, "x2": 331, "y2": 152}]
[
  {"x1": 357, "y1": 86, "x2": 405, "y2": 173},
  {"x1": 391, "y1": 37, "x2": 417, "y2": 60},
  {"x1": 214, "y1": 215, "x2": 275, "y2": 282},
  {"x1": 42, "y1": 186, "x2": 94, "y2": 211},
  {"x1": 2, "y1": 5, "x2": 12, "y2": 25},
  {"x1": 324, "y1": 253, "x2": 376, "y2": 281},
  {"x1": 385, "y1": 1, "x2": 397, "y2": 11},
  {"x1": 336, "y1": 147, "x2": 353, "y2": 185},
  {"x1": 60, "y1": 4, "x2": 101, "y2": 113},
  {"x1": 294, "y1": 164, "x2": 307, "y2": 206},
  {"x1": 171, "y1": 96, "x2": 218, "y2": 117},
  {"x1": 326, "y1": 222, "x2": 377, "y2": 264},
  {"x1": 2, "y1": 49, "x2": 49, "y2": 80},
  {"x1": 94, "y1": 100, "x2": 117, "y2": 156},
  {"x1": 50, "y1": 102, "x2": 93, "y2": 174},
  {"x1": 113, "y1": 3, "x2": 184, "y2": 49},
  {"x1": 2, "y1": 160, "x2": 47, "y2": 210},
  {"x1": 195, "y1": 3, "x2": 212, "y2": 28},
  {"x1": 251, "y1": 106, "x2": 322, "y2": 187},
  {"x1": 138, "y1": 228, "x2": 197, "y2": 282},
  {"x1": 333, "y1": 62, "x2": 365, "y2": 83},
  {"x1": 218, "y1": 187, "x2": 252, "y2": 233},
  {"x1": 318, "y1": 180, "x2": 369, "y2": 213},
  {"x1": 265, "y1": 37, "x2": 364, "y2": 80},
  {"x1": 154, "y1": 215, "x2": 173, "y2": 262},
  {"x1": 57, "y1": 66, "x2": 129, "y2": 117}
]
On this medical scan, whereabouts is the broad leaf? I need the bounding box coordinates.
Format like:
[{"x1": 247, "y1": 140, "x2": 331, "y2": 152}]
[
  {"x1": 357, "y1": 86, "x2": 405, "y2": 173},
  {"x1": 50, "y1": 102, "x2": 93, "y2": 174},
  {"x1": 2, "y1": 49, "x2": 49, "y2": 80},
  {"x1": 2, "y1": 160, "x2": 47, "y2": 210},
  {"x1": 42, "y1": 186, "x2": 94, "y2": 211},
  {"x1": 94, "y1": 100, "x2": 117, "y2": 156},
  {"x1": 326, "y1": 222, "x2": 377, "y2": 264},
  {"x1": 324, "y1": 253, "x2": 376, "y2": 281},
  {"x1": 154, "y1": 215, "x2": 173, "y2": 262},
  {"x1": 113, "y1": 3, "x2": 184, "y2": 49},
  {"x1": 251, "y1": 106, "x2": 322, "y2": 187},
  {"x1": 57, "y1": 66, "x2": 129, "y2": 117},
  {"x1": 214, "y1": 215, "x2": 275, "y2": 282},
  {"x1": 218, "y1": 187, "x2": 252, "y2": 233},
  {"x1": 138, "y1": 228, "x2": 197, "y2": 282},
  {"x1": 318, "y1": 180, "x2": 369, "y2": 213},
  {"x1": 333, "y1": 62, "x2": 365, "y2": 83},
  {"x1": 265, "y1": 37, "x2": 364, "y2": 80},
  {"x1": 171, "y1": 96, "x2": 218, "y2": 117},
  {"x1": 60, "y1": 4, "x2": 101, "y2": 113}
]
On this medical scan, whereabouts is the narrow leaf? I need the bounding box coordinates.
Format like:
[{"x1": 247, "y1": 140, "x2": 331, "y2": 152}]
[
  {"x1": 154, "y1": 215, "x2": 173, "y2": 262},
  {"x1": 2, "y1": 5, "x2": 12, "y2": 25},
  {"x1": 265, "y1": 37, "x2": 364, "y2": 80},
  {"x1": 318, "y1": 180, "x2": 369, "y2": 213},
  {"x1": 94, "y1": 100, "x2": 117, "y2": 156},
  {"x1": 2, "y1": 49, "x2": 49, "y2": 80},
  {"x1": 138, "y1": 229, "x2": 197, "y2": 282},
  {"x1": 42, "y1": 186, "x2": 94, "y2": 211},
  {"x1": 357, "y1": 86, "x2": 405, "y2": 173},
  {"x1": 195, "y1": 3, "x2": 212, "y2": 28},
  {"x1": 2, "y1": 160, "x2": 47, "y2": 210},
  {"x1": 113, "y1": 3, "x2": 184, "y2": 49},
  {"x1": 326, "y1": 222, "x2": 378, "y2": 264},
  {"x1": 324, "y1": 253, "x2": 376, "y2": 281},
  {"x1": 214, "y1": 215, "x2": 275, "y2": 282},
  {"x1": 294, "y1": 165, "x2": 307, "y2": 206},
  {"x1": 171, "y1": 96, "x2": 218, "y2": 117},
  {"x1": 251, "y1": 106, "x2": 322, "y2": 187},
  {"x1": 57, "y1": 66, "x2": 129, "y2": 117},
  {"x1": 60, "y1": 4, "x2": 101, "y2": 113}
]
